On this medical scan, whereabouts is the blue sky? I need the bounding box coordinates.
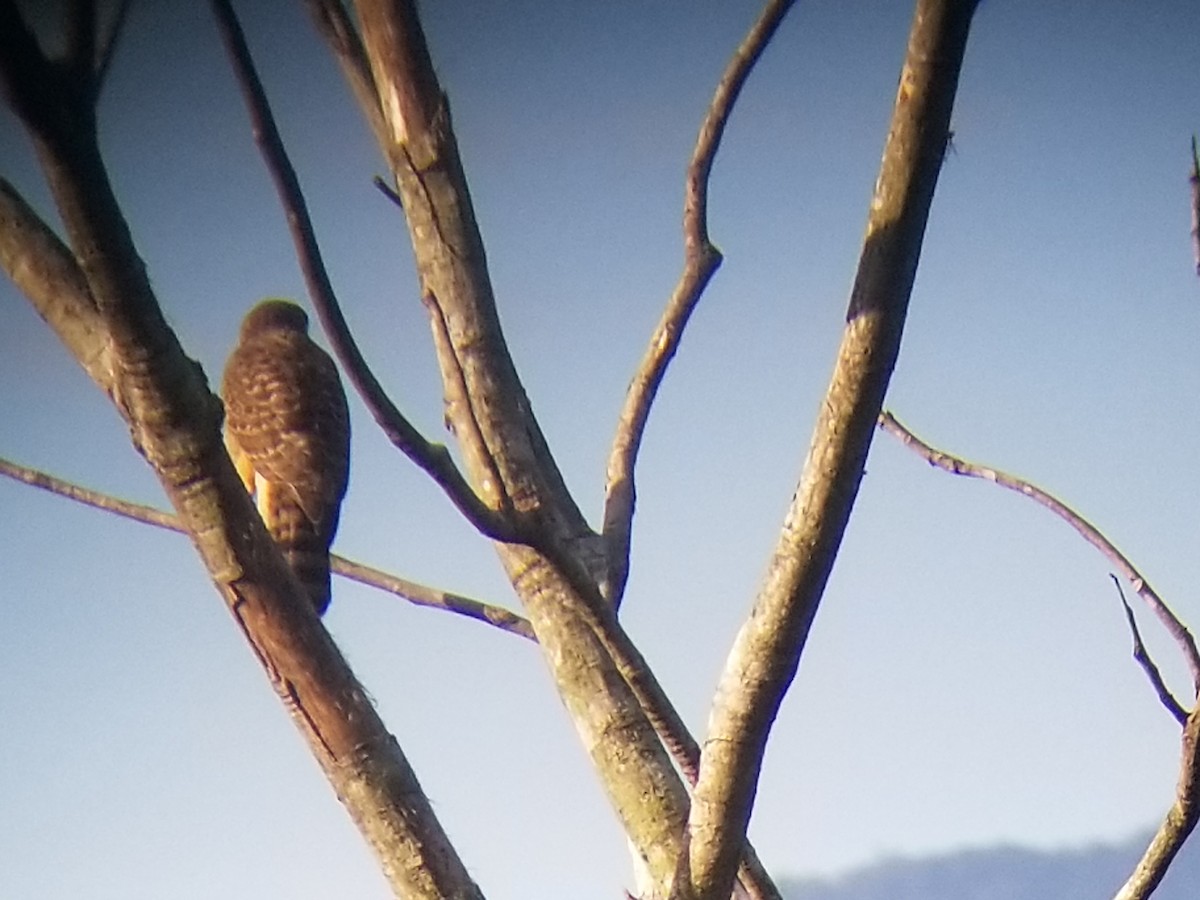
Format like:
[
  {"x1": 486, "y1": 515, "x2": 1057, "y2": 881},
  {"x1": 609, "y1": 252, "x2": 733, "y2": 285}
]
[{"x1": 1, "y1": 1, "x2": 1198, "y2": 898}]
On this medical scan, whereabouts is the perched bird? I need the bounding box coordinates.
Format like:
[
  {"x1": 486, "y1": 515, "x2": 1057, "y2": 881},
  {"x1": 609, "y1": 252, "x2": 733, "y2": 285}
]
[{"x1": 221, "y1": 299, "x2": 350, "y2": 615}]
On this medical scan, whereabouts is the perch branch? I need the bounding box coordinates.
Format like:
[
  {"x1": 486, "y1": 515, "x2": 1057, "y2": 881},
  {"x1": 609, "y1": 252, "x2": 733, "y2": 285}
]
[
  {"x1": 879, "y1": 410, "x2": 1200, "y2": 694},
  {"x1": 0, "y1": 453, "x2": 533, "y2": 641},
  {"x1": 602, "y1": 0, "x2": 795, "y2": 608},
  {"x1": 210, "y1": 0, "x2": 520, "y2": 544},
  {"x1": 3, "y1": 4, "x2": 485, "y2": 892},
  {"x1": 1112, "y1": 576, "x2": 1188, "y2": 724}
]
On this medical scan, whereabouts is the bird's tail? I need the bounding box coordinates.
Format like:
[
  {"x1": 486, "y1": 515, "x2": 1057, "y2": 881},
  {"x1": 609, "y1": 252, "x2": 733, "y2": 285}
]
[{"x1": 261, "y1": 487, "x2": 334, "y2": 616}]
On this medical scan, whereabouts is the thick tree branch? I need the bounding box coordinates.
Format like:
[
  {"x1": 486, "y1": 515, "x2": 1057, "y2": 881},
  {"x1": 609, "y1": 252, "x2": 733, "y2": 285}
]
[
  {"x1": 210, "y1": 0, "x2": 519, "y2": 544},
  {"x1": 0, "y1": 178, "x2": 115, "y2": 395},
  {"x1": 344, "y1": 3, "x2": 718, "y2": 892},
  {"x1": 1, "y1": 6, "x2": 483, "y2": 897},
  {"x1": 679, "y1": 5, "x2": 980, "y2": 899},
  {"x1": 350, "y1": 0, "x2": 600, "y2": 560},
  {"x1": 0, "y1": 454, "x2": 535, "y2": 641},
  {"x1": 533, "y1": 540, "x2": 781, "y2": 900},
  {"x1": 603, "y1": 0, "x2": 796, "y2": 609},
  {"x1": 1112, "y1": 576, "x2": 1187, "y2": 724},
  {"x1": 64, "y1": 0, "x2": 98, "y2": 89},
  {"x1": 879, "y1": 411, "x2": 1200, "y2": 692}
]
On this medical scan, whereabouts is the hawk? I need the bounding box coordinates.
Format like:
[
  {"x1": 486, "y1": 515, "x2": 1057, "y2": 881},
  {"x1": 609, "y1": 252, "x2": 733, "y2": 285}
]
[{"x1": 221, "y1": 299, "x2": 350, "y2": 616}]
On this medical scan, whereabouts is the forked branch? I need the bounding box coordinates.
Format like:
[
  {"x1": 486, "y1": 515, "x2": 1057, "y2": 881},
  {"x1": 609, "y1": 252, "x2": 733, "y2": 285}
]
[
  {"x1": 878, "y1": 411, "x2": 1200, "y2": 900},
  {"x1": 879, "y1": 410, "x2": 1200, "y2": 692},
  {"x1": 210, "y1": 0, "x2": 520, "y2": 544},
  {"x1": 1112, "y1": 576, "x2": 1187, "y2": 724},
  {"x1": 602, "y1": 0, "x2": 796, "y2": 608},
  {"x1": 1, "y1": 5, "x2": 486, "y2": 894}
]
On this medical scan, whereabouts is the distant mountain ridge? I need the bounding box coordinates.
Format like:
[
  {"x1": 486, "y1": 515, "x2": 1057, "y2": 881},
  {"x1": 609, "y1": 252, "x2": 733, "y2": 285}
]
[{"x1": 778, "y1": 831, "x2": 1199, "y2": 900}]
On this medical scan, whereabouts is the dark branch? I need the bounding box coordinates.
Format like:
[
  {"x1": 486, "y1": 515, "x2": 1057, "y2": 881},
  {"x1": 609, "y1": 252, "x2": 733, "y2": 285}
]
[
  {"x1": 94, "y1": 0, "x2": 132, "y2": 90},
  {"x1": 880, "y1": 411, "x2": 1200, "y2": 694},
  {"x1": 602, "y1": 0, "x2": 796, "y2": 608},
  {"x1": 0, "y1": 453, "x2": 535, "y2": 641},
  {"x1": 373, "y1": 174, "x2": 405, "y2": 208},
  {"x1": 1190, "y1": 135, "x2": 1199, "y2": 277},
  {"x1": 209, "y1": 0, "x2": 521, "y2": 543},
  {"x1": 0, "y1": 0, "x2": 73, "y2": 136},
  {"x1": 1113, "y1": 575, "x2": 1189, "y2": 725},
  {"x1": 302, "y1": 0, "x2": 389, "y2": 157},
  {"x1": 64, "y1": 0, "x2": 97, "y2": 89}
]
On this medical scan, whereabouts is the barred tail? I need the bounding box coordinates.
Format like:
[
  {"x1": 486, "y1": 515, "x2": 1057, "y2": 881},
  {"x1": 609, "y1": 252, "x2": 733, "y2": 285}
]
[{"x1": 262, "y1": 487, "x2": 334, "y2": 616}]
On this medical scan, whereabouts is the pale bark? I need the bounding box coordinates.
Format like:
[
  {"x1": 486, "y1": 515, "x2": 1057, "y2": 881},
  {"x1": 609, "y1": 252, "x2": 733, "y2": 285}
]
[
  {"x1": 348, "y1": 2, "x2": 697, "y2": 889},
  {"x1": 677, "y1": 3, "x2": 980, "y2": 899},
  {"x1": 0, "y1": 4, "x2": 480, "y2": 897}
]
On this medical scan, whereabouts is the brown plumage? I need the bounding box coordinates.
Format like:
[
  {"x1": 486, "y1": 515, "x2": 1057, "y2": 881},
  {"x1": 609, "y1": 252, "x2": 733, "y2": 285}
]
[{"x1": 221, "y1": 299, "x2": 350, "y2": 615}]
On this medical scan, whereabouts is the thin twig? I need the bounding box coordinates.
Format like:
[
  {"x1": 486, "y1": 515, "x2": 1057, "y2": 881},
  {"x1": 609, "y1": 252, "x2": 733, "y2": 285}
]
[
  {"x1": 94, "y1": 0, "x2": 132, "y2": 91},
  {"x1": 209, "y1": 0, "x2": 519, "y2": 544},
  {"x1": 880, "y1": 411, "x2": 1200, "y2": 695},
  {"x1": 373, "y1": 174, "x2": 404, "y2": 209},
  {"x1": 422, "y1": 291, "x2": 515, "y2": 515},
  {"x1": 1112, "y1": 576, "x2": 1189, "y2": 724},
  {"x1": 602, "y1": 0, "x2": 796, "y2": 608},
  {"x1": 0, "y1": 454, "x2": 534, "y2": 641},
  {"x1": 1189, "y1": 135, "x2": 1199, "y2": 277}
]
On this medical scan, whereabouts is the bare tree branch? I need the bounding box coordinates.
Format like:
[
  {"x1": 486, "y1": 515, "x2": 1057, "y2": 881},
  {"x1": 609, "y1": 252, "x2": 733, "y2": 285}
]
[
  {"x1": 880, "y1": 410, "x2": 1200, "y2": 693},
  {"x1": 0, "y1": 178, "x2": 117, "y2": 397},
  {"x1": 422, "y1": 290, "x2": 515, "y2": 517},
  {"x1": 880, "y1": 412, "x2": 1200, "y2": 900},
  {"x1": 1114, "y1": 709, "x2": 1200, "y2": 900},
  {"x1": 63, "y1": 0, "x2": 98, "y2": 90},
  {"x1": 302, "y1": 0, "x2": 389, "y2": 156},
  {"x1": 1111, "y1": 576, "x2": 1188, "y2": 724},
  {"x1": 94, "y1": 0, "x2": 132, "y2": 89},
  {"x1": 2, "y1": 5, "x2": 485, "y2": 895},
  {"x1": 679, "y1": 5, "x2": 981, "y2": 898},
  {"x1": 210, "y1": 0, "x2": 519, "y2": 544},
  {"x1": 1190, "y1": 135, "x2": 1199, "y2": 277},
  {"x1": 0, "y1": 453, "x2": 535, "y2": 641},
  {"x1": 602, "y1": 0, "x2": 795, "y2": 609},
  {"x1": 345, "y1": 2, "x2": 716, "y2": 890}
]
